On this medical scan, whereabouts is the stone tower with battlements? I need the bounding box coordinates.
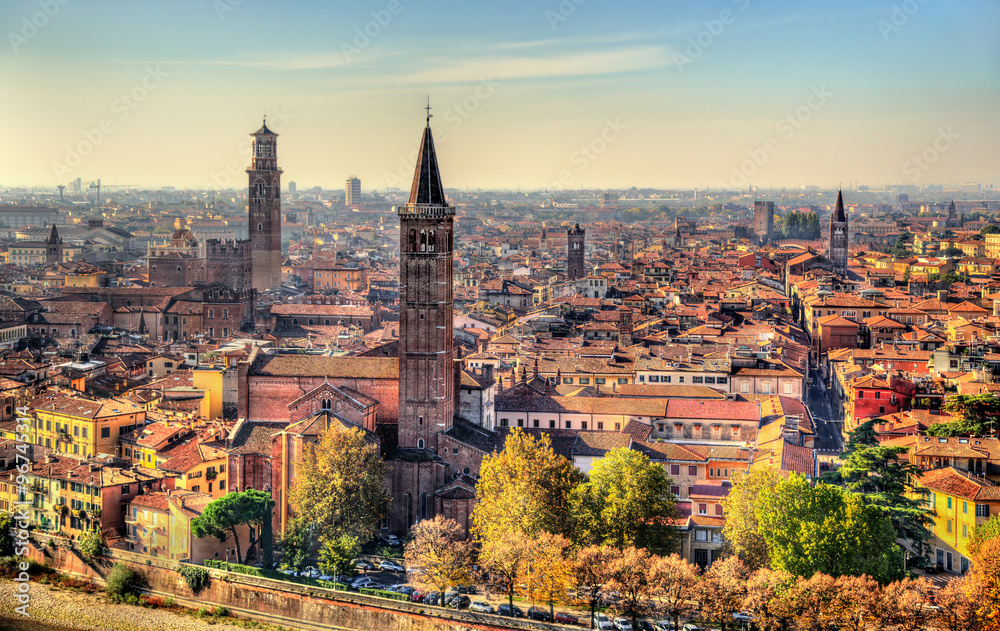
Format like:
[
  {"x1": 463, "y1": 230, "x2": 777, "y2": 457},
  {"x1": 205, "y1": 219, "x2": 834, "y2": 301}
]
[{"x1": 247, "y1": 120, "x2": 282, "y2": 292}]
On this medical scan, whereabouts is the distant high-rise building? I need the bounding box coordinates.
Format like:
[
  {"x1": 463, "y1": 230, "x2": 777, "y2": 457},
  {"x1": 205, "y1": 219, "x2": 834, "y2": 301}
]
[
  {"x1": 753, "y1": 201, "x2": 774, "y2": 244},
  {"x1": 288, "y1": 181, "x2": 296, "y2": 194},
  {"x1": 601, "y1": 191, "x2": 619, "y2": 209},
  {"x1": 247, "y1": 119, "x2": 282, "y2": 292},
  {"x1": 828, "y1": 190, "x2": 849, "y2": 274},
  {"x1": 897, "y1": 193, "x2": 909, "y2": 205},
  {"x1": 72, "y1": 178, "x2": 81, "y2": 194},
  {"x1": 567, "y1": 223, "x2": 585, "y2": 279},
  {"x1": 346, "y1": 176, "x2": 361, "y2": 206}
]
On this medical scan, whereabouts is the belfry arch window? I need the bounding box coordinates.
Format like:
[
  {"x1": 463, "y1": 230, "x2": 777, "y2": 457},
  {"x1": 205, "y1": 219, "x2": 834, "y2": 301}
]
[
  {"x1": 417, "y1": 438, "x2": 424, "y2": 449},
  {"x1": 419, "y1": 230, "x2": 427, "y2": 252},
  {"x1": 428, "y1": 230, "x2": 436, "y2": 252},
  {"x1": 408, "y1": 229, "x2": 416, "y2": 252},
  {"x1": 258, "y1": 223, "x2": 263, "y2": 232},
  {"x1": 321, "y1": 398, "x2": 332, "y2": 411},
  {"x1": 255, "y1": 183, "x2": 266, "y2": 197}
]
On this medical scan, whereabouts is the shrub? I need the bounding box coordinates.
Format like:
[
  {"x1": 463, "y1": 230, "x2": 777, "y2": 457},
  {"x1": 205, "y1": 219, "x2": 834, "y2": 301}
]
[
  {"x1": 359, "y1": 587, "x2": 410, "y2": 602},
  {"x1": 104, "y1": 563, "x2": 143, "y2": 602},
  {"x1": 214, "y1": 606, "x2": 230, "y2": 617},
  {"x1": 197, "y1": 607, "x2": 208, "y2": 617},
  {"x1": 80, "y1": 528, "x2": 107, "y2": 561},
  {"x1": 180, "y1": 565, "x2": 210, "y2": 593},
  {"x1": 164, "y1": 596, "x2": 174, "y2": 607},
  {"x1": 203, "y1": 559, "x2": 263, "y2": 576}
]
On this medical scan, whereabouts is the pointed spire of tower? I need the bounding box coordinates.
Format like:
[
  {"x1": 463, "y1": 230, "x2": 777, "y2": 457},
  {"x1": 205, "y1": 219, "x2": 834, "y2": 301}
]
[
  {"x1": 834, "y1": 190, "x2": 847, "y2": 223},
  {"x1": 47, "y1": 223, "x2": 60, "y2": 244},
  {"x1": 408, "y1": 105, "x2": 447, "y2": 206}
]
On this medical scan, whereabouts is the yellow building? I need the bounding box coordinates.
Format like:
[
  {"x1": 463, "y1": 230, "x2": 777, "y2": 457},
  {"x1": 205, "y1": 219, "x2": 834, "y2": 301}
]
[
  {"x1": 30, "y1": 393, "x2": 146, "y2": 458},
  {"x1": 192, "y1": 366, "x2": 224, "y2": 420},
  {"x1": 912, "y1": 466, "x2": 1000, "y2": 575}
]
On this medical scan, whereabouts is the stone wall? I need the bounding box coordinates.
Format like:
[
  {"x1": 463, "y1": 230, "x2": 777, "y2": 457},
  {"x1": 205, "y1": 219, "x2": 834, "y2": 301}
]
[{"x1": 27, "y1": 536, "x2": 559, "y2": 631}]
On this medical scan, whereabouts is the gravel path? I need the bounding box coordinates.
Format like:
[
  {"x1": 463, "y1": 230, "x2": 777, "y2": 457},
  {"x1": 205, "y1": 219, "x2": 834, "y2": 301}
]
[{"x1": 0, "y1": 580, "x2": 254, "y2": 631}]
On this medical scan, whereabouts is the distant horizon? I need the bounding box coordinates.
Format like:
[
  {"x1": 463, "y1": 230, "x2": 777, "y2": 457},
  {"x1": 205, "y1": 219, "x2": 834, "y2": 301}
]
[{"x1": 2, "y1": 1, "x2": 997, "y2": 190}]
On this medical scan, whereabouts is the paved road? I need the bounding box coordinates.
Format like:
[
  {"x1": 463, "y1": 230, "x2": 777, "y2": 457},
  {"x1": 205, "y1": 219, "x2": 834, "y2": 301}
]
[{"x1": 807, "y1": 378, "x2": 843, "y2": 454}]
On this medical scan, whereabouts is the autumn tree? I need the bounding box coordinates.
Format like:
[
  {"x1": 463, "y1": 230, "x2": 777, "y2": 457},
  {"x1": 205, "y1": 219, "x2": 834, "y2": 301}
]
[
  {"x1": 754, "y1": 475, "x2": 903, "y2": 583},
  {"x1": 698, "y1": 556, "x2": 747, "y2": 631},
  {"x1": 317, "y1": 534, "x2": 359, "y2": 584},
  {"x1": 403, "y1": 515, "x2": 474, "y2": 608},
  {"x1": 742, "y1": 568, "x2": 795, "y2": 631},
  {"x1": 191, "y1": 489, "x2": 275, "y2": 565},
  {"x1": 570, "y1": 447, "x2": 679, "y2": 553},
  {"x1": 877, "y1": 577, "x2": 933, "y2": 631},
  {"x1": 523, "y1": 532, "x2": 575, "y2": 622},
  {"x1": 480, "y1": 529, "x2": 535, "y2": 613},
  {"x1": 933, "y1": 576, "x2": 979, "y2": 631},
  {"x1": 472, "y1": 428, "x2": 583, "y2": 544},
  {"x1": 827, "y1": 574, "x2": 881, "y2": 631},
  {"x1": 574, "y1": 545, "x2": 613, "y2": 630},
  {"x1": 650, "y1": 554, "x2": 700, "y2": 631},
  {"x1": 785, "y1": 573, "x2": 837, "y2": 631},
  {"x1": 968, "y1": 537, "x2": 1000, "y2": 630},
  {"x1": 721, "y1": 469, "x2": 779, "y2": 571},
  {"x1": 605, "y1": 547, "x2": 656, "y2": 631},
  {"x1": 288, "y1": 426, "x2": 389, "y2": 545}
]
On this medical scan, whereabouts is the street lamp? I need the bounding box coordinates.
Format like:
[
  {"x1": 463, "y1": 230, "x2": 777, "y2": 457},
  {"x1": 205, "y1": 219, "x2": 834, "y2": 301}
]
[{"x1": 226, "y1": 546, "x2": 230, "y2": 572}]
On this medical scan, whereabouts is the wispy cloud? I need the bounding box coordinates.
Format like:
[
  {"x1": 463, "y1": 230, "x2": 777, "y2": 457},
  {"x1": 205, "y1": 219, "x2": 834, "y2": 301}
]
[{"x1": 397, "y1": 47, "x2": 673, "y2": 84}]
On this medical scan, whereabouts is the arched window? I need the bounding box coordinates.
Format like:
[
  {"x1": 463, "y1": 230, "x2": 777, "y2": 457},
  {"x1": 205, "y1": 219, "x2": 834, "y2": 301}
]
[
  {"x1": 223, "y1": 327, "x2": 228, "y2": 336},
  {"x1": 325, "y1": 319, "x2": 330, "y2": 326},
  {"x1": 176, "y1": 266, "x2": 182, "y2": 272},
  {"x1": 223, "y1": 309, "x2": 228, "y2": 319},
  {"x1": 308, "y1": 319, "x2": 314, "y2": 325},
  {"x1": 419, "y1": 230, "x2": 427, "y2": 252},
  {"x1": 258, "y1": 223, "x2": 263, "y2": 232},
  {"x1": 417, "y1": 438, "x2": 424, "y2": 449},
  {"x1": 208, "y1": 309, "x2": 214, "y2": 319},
  {"x1": 428, "y1": 230, "x2": 436, "y2": 252},
  {"x1": 321, "y1": 398, "x2": 331, "y2": 410},
  {"x1": 292, "y1": 318, "x2": 298, "y2": 325},
  {"x1": 408, "y1": 229, "x2": 416, "y2": 252}
]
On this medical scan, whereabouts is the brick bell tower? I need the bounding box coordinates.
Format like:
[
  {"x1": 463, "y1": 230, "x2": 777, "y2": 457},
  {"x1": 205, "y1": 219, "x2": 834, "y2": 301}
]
[
  {"x1": 390, "y1": 106, "x2": 457, "y2": 532},
  {"x1": 247, "y1": 119, "x2": 282, "y2": 292},
  {"x1": 397, "y1": 108, "x2": 455, "y2": 451}
]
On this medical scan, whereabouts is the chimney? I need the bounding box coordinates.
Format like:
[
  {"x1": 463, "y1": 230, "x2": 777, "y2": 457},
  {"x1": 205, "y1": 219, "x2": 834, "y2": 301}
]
[{"x1": 937, "y1": 289, "x2": 948, "y2": 303}]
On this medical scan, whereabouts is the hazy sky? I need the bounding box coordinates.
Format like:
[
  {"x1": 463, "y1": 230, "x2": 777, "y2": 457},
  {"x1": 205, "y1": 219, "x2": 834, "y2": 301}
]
[{"x1": 1, "y1": 0, "x2": 997, "y2": 191}]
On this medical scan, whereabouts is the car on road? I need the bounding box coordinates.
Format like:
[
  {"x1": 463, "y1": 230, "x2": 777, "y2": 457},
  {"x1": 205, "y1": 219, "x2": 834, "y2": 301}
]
[
  {"x1": 527, "y1": 606, "x2": 552, "y2": 621},
  {"x1": 596, "y1": 614, "x2": 615, "y2": 630},
  {"x1": 446, "y1": 594, "x2": 471, "y2": 610},
  {"x1": 614, "y1": 618, "x2": 633, "y2": 631},
  {"x1": 379, "y1": 560, "x2": 405, "y2": 573},
  {"x1": 554, "y1": 612, "x2": 579, "y2": 624},
  {"x1": 497, "y1": 603, "x2": 525, "y2": 618},
  {"x1": 470, "y1": 601, "x2": 495, "y2": 614}
]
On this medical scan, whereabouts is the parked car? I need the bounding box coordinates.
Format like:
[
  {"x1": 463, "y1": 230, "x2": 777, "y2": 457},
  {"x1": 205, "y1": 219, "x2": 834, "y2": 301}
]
[
  {"x1": 653, "y1": 622, "x2": 673, "y2": 631},
  {"x1": 446, "y1": 594, "x2": 471, "y2": 610},
  {"x1": 351, "y1": 577, "x2": 375, "y2": 589},
  {"x1": 384, "y1": 535, "x2": 401, "y2": 547},
  {"x1": 470, "y1": 601, "x2": 495, "y2": 614},
  {"x1": 925, "y1": 562, "x2": 944, "y2": 575},
  {"x1": 635, "y1": 621, "x2": 656, "y2": 631},
  {"x1": 456, "y1": 583, "x2": 478, "y2": 594},
  {"x1": 354, "y1": 559, "x2": 374, "y2": 572},
  {"x1": 379, "y1": 560, "x2": 405, "y2": 573},
  {"x1": 614, "y1": 618, "x2": 633, "y2": 631},
  {"x1": 425, "y1": 591, "x2": 442, "y2": 606},
  {"x1": 554, "y1": 611, "x2": 579, "y2": 624},
  {"x1": 410, "y1": 590, "x2": 426, "y2": 603},
  {"x1": 596, "y1": 614, "x2": 615, "y2": 630},
  {"x1": 733, "y1": 611, "x2": 754, "y2": 623},
  {"x1": 682, "y1": 624, "x2": 703, "y2": 631},
  {"x1": 527, "y1": 606, "x2": 552, "y2": 621},
  {"x1": 497, "y1": 603, "x2": 526, "y2": 618}
]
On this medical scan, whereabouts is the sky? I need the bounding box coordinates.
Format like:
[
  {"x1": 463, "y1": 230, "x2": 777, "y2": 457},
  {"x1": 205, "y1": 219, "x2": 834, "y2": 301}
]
[{"x1": 1, "y1": 0, "x2": 998, "y2": 192}]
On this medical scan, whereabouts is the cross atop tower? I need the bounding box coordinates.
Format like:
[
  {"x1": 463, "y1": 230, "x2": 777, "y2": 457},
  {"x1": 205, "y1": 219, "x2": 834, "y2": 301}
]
[{"x1": 425, "y1": 96, "x2": 432, "y2": 126}]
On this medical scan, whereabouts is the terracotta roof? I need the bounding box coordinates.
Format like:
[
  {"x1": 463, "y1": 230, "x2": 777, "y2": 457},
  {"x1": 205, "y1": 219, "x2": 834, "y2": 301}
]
[
  {"x1": 664, "y1": 399, "x2": 759, "y2": 421},
  {"x1": 251, "y1": 354, "x2": 398, "y2": 379}
]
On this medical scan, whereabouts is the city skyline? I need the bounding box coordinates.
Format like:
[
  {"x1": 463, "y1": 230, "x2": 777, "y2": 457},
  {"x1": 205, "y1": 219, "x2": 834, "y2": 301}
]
[{"x1": 1, "y1": 0, "x2": 997, "y2": 190}]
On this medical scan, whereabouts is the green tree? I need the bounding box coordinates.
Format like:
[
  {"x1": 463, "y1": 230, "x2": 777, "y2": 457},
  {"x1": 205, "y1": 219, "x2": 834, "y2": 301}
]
[
  {"x1": 191, "y1": 489, "x2": 275, "y2": 565},
  {"x1": 105, "y1": 563, "x2": 143, "y2": 602},
  {"x1": 80, "y1": 528, "x2": 107, "y2": 561},
  {"x1": 721, "y1": 469, "x2": 780, "y2": 571},
  {"x1": 472, "y1": 428, "x2": 583, "y2": 544},
  {"x1": 927, "y1": 394, "x2": 1000, "y2": 436},
  {"x1": 569, "y1": 448, "x2": 679, "y2": 552},
  {"x1": 0, "y1": 512, "x2": 15, "y2": 556},
  {"x1": 981, "y1": 225, "x2": 1000, "y2": 235},
  {"x1": 288, "y1": 426, "x2": 389, "y2": 545},
  {"x1": 318, "y1": 534, "x2": 359, "y2": 585},
  {"x1": 404, "y1": 515, "x2": 474, "y2": 608},
  {"x1": 755, "y1": 475, "x2": 903, "y2": 583},
  {"x1": 969, "y1": 514, "x2": 1000, "y2": 557},
  {"x1": 279, "y1": 518, "x2": 313, "y2": 572},
  {"x1": 837, "y1": 442, "x2": 932, "y2": 556}
]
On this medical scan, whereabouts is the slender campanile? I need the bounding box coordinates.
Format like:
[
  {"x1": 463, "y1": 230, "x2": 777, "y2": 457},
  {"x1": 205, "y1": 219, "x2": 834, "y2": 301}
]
[
  {"x1": 396, "y1": 110, "x2": 455, "y2": 452},
  {"x1": 247, "y1": 119, "x2": 282, "y2": 292},
  {"x1": 829, "y1": 190, "x2": 849, "y2": 275}
]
